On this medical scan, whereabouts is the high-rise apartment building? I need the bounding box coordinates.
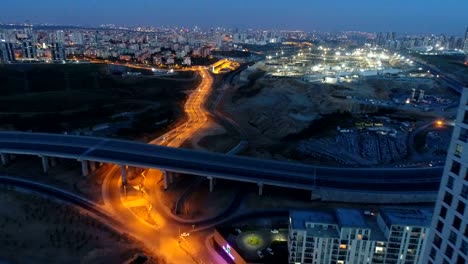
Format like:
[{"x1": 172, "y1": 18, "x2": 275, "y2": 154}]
[
  {"x1": 49, "y1": 30, "x2": 65, "y2": 44},
  {"x1": 21, "y1": 40, "x2": 36, "y2": 59},
  {"x1": 423, "y1": 88, "x2": 468, "y2": 264},
  {"x1": 51, "y1": 42, "x2": 65, "y2": 61},
  {"x1": 55, "y1": 30, "x2": 65, "y2": 44},
  {"x1": 47, "y1": 30, "x2": 66, "y2": 61},
  {"x1": 289, "y1": 208, "x2": 431, "y2": 264},
  {"x1": 72, "y1": 31, "x2": 84, "y2": 45},
  {"x1": 0, "y1": 41, "x2": 15, "y2": 63},
  {"x1": 233, "y1": 33, "x2": 241, "y2": 43},
  {"x1": 464, "y1": 27, "x2": 468, "y2": 53}
]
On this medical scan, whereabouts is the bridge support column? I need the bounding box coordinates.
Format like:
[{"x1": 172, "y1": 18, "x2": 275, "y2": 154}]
[
  {"x1": 41, "y1": 156, "x2": 49, "y2": 173},
  {"x1": 81, "y1": 160, "x2": 89, "y2": 176},
  {"x1": 50, "y1": 157, "x2": 57, "y2": 167},
  {"x1": 169, "y1": 171, "x2": 174, "y2": 184},
  {"x1": 163, "y1": 170, "x2": 168, "y2": 190},
  {"x1": 1, "y1": 153, "x2": 9, "y2": 166},
  {"x1": 208, "y1": 177, "x2": 214, "y2": 192},
  {"x1": 88, "y1": 161, "x2": 96, "y2": 173},
  {"x1": 120, "y1": 165, "x2": 127, "y2": 186},
  {"x1": 258, "y1": 183, "x2": 264, "y2": 196}
]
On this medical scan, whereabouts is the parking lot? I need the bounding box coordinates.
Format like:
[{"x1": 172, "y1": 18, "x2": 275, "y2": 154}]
[{"x1": 234, "y1": 228, "x2": 288, "y2": 263}]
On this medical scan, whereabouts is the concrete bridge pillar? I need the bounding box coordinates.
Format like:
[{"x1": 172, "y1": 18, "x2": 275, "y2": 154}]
[
  {"x1": 81, "y1": 160, "x2": 89, "y2": 176},
  {"x1": 1, "y1": 153, "x2": 9, "y2": 166},
  {"x1": 169, "y1": 171, "x2": 174, "y2": 184},
  {"x1": 163, "y1": 170, "x2": 168, "y2": 190},
  {"x1": 41, "y1": 156, "x2": 49, "y2": 173},
  {"x1": 120, "y1": 164, "x2": 127, "y2": 186},
  {"x1": 208, "y1": 176, "x2": 214, "y2": 192},
  {"x1": 258, "y1": 183, "x2": 264, "y2": 196},
  {"x1": 50, "y1": 157, "x2": 57, "y2": 167},
  {"x1": 89, "y1": 161, "x2": 96, "y2": 173}
]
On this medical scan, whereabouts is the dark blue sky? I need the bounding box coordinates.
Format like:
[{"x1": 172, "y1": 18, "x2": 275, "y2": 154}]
[{"x1": 2, "y1": 0, "x2": 467, "y2": 35}]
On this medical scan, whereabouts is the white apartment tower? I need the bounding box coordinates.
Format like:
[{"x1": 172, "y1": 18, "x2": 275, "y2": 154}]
[
  {"x1": 72, "y1": 32, "x2": 84, "y2": 45},
  {"x1": 423, "y1": 88, "x2": 468, "y2": 264},
  {"x1": 289, "y1": 208, "x2": 431, "y2": 264}
]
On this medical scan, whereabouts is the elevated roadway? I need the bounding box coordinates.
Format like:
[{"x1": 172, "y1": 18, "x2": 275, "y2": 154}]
[
  {"x1": 0, "y1": 131, "x2": 443, "y2": 193},
  {"x1": 408, "y1": 56, "x2": 466, "y2": 94}
]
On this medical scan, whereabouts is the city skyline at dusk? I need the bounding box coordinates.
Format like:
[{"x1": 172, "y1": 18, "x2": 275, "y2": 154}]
[
  {"x1": 1, "y1": 2, "x2": 468, "y2": 264},
  {"x1": 2, "y1": 0, "x2": 468, "y2": 35}
]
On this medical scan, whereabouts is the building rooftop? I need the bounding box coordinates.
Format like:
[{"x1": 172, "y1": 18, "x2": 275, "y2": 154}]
[
  {"x1": 379, "y1": 208, "x2": 433, "y2": 228},
  {"x1": 363, "y1": 215, "x2": 387, "y2": 241},
  {"x1": 290, "y1": 210, "x2": 336, "y2": 229},
  {"x1": 306, "y1": 226, "x2": 340, "y2": 238},
  {"x1": 335, "y1": 208, "x2": 368, "y2": 228},
  {"x1": 291, "y1": 207, "x2": 433, "y2": 241}
]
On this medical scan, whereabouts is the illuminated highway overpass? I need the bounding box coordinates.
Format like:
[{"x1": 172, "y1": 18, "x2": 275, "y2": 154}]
[{"x1": 0, "y1": 132, "x2": 443, "y2": 200}]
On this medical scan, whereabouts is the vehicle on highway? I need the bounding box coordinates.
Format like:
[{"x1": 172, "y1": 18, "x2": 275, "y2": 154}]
[
  {"x1": 364, "y1": 210, "x2": 375, "y2": 216},
  {"x1": 257, "y1": 250, "x2": 264, "y2": 259},
  {"x1": 270, "y1": 229, "x2": 279, "y2": 234},
  {"x1": 235, "y1": 228, "x2": 242, "y2": 234},
  {"x1": 180, "y1": 232, "x2": 190, "y2": 237}
]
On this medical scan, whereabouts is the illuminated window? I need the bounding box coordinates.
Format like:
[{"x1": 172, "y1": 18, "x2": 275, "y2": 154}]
[
  {"x1": 340, "y1": 244, "x2": 347, "y2": 250},
  {"x1": 455, "y1": 144, "x2": 463, "y2": 157},
  {"x1": 375, "y1": 246, "x2": 384, "y2": 253},
  {"x1": 357, "y1": 234, "x2": 362, "y2": 240}
]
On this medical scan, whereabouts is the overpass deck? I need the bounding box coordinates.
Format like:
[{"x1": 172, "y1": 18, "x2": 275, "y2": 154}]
[{"x1": 0, "y1": 132, "x2": 443, "y2": 192}]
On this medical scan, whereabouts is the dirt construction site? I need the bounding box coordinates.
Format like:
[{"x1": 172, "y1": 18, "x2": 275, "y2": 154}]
[{"x1": 221, "y1": 70, "x2": 459, "y2": 167}]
